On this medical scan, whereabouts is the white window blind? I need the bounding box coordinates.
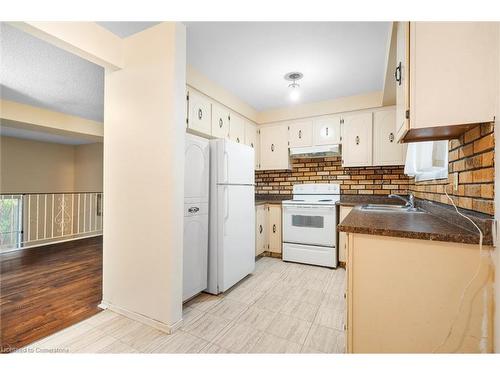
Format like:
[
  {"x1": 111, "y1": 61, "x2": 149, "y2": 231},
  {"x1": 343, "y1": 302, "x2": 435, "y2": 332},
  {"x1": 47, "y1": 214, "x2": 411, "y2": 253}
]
[{"x1": 404, "y1": 140, "x2": 449, "y2": 182}]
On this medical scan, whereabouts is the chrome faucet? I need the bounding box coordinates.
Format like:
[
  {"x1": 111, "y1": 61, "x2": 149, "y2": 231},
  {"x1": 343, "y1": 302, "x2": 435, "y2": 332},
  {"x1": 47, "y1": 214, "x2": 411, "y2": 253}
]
[{"x1": 389, "y1": 192, "x2": 415, "y2": 209}]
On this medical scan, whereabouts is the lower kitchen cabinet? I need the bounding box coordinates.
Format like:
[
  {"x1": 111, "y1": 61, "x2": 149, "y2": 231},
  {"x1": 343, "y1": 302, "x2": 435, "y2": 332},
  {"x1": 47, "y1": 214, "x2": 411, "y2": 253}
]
[
  {"x1": 255, "y1": 203, "x2": 282, "y2": 255},
  {"x1": 338, "y1": 206, "x2": 352, "y2": 263},
  {"x1": 268, "y1": 204, "x2": 282, "y2": 254},
  {"x1": 346, "y1": 233, "x2": 494, "y2": 353},
  {"x1": 255, "y1": 204, "x2": 268, "y2": 256}
]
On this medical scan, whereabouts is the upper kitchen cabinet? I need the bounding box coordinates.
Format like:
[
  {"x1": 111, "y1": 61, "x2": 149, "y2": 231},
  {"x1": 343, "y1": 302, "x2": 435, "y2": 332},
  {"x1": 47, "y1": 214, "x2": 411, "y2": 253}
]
[
  {"x1": 341, "y1": 112, "x2": 373, "y2": 167},
  {"x1": 289, "y1": 120, "x2": 313, "y2": 148},
  {"x1": 244, "y1": 121, "x2": 260, "y2": 170},
  {"x1": 187, "y1": 89, "x2": 212, "y2": 136},
  {"x1": 395, "y1": 22, "x2": 410, "y2": 143},
  {"x1": 373, "y1": 107, "x2": 405, "y2": 166},
  {"x1": 229, "y1": 113, "x2": 246, "y2": 144},
  {"x1": 313, "y1": 116, "x2": 341, "y2": 145},
  {"x1": 259, "y1": 124, "x2": 290, "y2": 170},
  {"x1": 211, "y1": 103, "x2": 230, "y2": 139},
  {"x1": 395, "y1": 22, "x2": 498, "y2": 143},
  {"x1": 244, "y1": 121, "x2": 258, "y2": 148}
]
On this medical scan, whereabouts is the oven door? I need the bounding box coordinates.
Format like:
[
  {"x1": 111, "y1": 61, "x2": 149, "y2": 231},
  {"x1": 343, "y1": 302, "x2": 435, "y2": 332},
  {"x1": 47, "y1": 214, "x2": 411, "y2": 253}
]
[{"x1": 282, "y1": 204, "x2": 336, "y2": 247}]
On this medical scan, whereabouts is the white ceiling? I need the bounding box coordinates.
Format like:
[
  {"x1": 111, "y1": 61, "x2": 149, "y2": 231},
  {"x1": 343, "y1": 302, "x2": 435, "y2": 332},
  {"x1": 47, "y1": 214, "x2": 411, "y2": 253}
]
[
  {"x1": 185, "y1": 22, "x2": 391, "y2": 111},
  {"x1": 96, "y1": 22, "x2": 160, "y2": 38},
  {"x1": 0, "y1": 23, "x2": 104, "y2": 122},
  {"x1": 1, "y1": 124, "x2": 96, "y2": 145},
  {"x1": 0, "y1": 21, "x2": 391, "y2": 143}
]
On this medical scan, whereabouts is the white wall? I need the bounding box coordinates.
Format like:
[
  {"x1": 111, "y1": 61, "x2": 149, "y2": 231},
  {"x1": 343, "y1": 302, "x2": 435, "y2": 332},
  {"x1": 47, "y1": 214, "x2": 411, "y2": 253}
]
[
  {"x1": 0, "y1": 136, "x2": 74, "y2": 193},
  {"x1": 102, "y1": 22, "x2": 186, "y2": 331},
  {"x1": 0, "y1": 136, "x2": 103, "y2": 193},
  {"x1": 74, "y1": 142, "x2": 103, "y2": 192}
]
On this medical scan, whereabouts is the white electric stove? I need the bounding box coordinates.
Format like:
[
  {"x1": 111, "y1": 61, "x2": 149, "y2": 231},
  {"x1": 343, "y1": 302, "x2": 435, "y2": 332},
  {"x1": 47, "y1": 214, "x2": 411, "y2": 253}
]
[{"x1": 282, "y1": 183, "x2": 340, "y2": 268}]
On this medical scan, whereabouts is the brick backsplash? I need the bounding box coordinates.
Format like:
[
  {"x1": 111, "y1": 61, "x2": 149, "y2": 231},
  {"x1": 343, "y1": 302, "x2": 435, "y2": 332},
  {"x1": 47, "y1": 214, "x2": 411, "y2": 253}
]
[
  {"x1": 255, "y1": 122, "x2": 495, "y2": 216},
  {"x1": 411, "y1": 122, "x2": 495, "y2": 215},
  {"x1": 255, "y1": 158, "x2": 411, "y2": 196}
]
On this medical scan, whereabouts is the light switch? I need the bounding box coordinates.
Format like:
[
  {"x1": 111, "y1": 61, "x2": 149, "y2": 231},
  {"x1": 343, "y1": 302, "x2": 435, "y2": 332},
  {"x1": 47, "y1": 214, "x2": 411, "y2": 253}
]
[{"x1": 453, "y1": 173, "x2": 459, "y2": 191}]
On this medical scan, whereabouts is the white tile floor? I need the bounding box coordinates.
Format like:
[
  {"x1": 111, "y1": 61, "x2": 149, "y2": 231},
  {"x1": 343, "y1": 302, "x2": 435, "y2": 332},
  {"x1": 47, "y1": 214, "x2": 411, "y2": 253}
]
[{"x1": 18, "y1": 257, "x2": 346, "y2": 354}]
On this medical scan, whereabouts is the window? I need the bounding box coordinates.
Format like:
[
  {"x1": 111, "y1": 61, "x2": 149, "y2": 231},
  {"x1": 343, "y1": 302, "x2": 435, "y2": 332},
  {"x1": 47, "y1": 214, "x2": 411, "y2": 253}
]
[
  {"x1": 404, "y1": 140, "x2": 449, "y2": 182},
  {"x1": 0, "y1": 195, "x2": 23, "y2": 251}
]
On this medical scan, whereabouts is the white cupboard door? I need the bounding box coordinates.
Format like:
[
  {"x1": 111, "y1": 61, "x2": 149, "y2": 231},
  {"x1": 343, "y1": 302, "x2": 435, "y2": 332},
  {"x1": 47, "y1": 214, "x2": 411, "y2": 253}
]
[
  {"x1": 338, "y1": 206, "x2": 352, "y2": 264},
  {"x1": 342, "y1": 113, "x2": 373, "y2": 167},
  {"x1": 187, "y1": 90, "x2": 212, "y2": 136},
  {"x1": 244, "y1": 121, "x2": 257, "y2": 148},
  {"x1": 259, "y1": 125, "x2": 289, "y2": 170},
  {"x1": 255, "y1": 205, "x2": 268, "y2": 256},
  {"x1": 313, "y1": 116, "x2": 341, "y2": 145},
  {"x1": 268, "y1": 205, "x2": 282, "y2": 254},
  {"x1": 373, "y1": 108, "x2": 405, "y2": 166},
  {"x1": 395, "y1": 21, "x2": 410, "y2": 142},
  {"x1": 229, "y1": 113, "x2": 245, "y2": 144},
  {"x1": 245, "y1": 122, "x2": 260, "y2": 170},
  {"x1": 184, "y1": 134, "x2": 210, "y2": 202},
  {"x1": 289, "y1": 120, "x2": 313, "y2": 148},
  {"x1": 410, "y1": 22, "x2": 497, "y2": 130},
  {"x1": 183, "y1": 213, "x2": 208, "y2": 301},
  {"x1": 211, "y1": 103, "x2": 230, "y2": 139}
]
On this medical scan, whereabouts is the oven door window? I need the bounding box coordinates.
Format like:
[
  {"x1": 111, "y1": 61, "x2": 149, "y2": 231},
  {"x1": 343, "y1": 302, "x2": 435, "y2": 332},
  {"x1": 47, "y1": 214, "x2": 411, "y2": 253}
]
[{"x1": 291, "y1": 215, "x2": 324, "y2": 228}]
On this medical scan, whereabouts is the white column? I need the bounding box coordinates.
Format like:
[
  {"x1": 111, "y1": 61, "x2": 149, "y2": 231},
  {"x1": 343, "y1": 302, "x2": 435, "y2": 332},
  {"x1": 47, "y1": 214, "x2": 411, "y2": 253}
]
[{"x1": 102, "y1": 22, "x2": 186, "y2": 331}]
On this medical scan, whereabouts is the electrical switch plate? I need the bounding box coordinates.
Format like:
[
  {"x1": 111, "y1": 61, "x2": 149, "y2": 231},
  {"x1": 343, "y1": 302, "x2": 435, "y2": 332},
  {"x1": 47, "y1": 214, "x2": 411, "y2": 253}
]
[{"x1": 453, "y1": 173, "x2": 459, "y2": 191}]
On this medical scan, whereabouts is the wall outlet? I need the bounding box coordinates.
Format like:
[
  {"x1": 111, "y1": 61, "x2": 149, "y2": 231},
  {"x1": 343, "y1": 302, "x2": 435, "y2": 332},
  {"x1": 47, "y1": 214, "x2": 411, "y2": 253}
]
[{"x1": 453, "y1": 173, "x2": 459, "y2": 191}]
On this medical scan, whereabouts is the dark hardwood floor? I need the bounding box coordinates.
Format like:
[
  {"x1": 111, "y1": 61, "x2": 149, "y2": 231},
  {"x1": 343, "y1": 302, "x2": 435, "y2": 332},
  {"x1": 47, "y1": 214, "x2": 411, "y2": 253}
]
[{"x1": 0, "y1": 236, "x2": 103, "y2": 353}]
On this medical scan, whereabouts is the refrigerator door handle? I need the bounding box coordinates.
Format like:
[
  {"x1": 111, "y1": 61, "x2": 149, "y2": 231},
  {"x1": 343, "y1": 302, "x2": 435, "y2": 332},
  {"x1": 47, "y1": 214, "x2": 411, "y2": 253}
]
[
  {"x1": 224, "y1": 186, "x2": 229, "y2": 235},
  {"x1": 223, "y1": 150, "x2": 229, "y2": 184}
]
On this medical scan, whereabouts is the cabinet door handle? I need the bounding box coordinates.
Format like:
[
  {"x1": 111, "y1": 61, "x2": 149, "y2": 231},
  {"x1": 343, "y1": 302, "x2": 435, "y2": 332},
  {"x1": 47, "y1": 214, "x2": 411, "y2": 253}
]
[
  {"x1": 272, "y1": 224, "x2": 276, "y2": 233},
  {"x1": 271, "y1": 144, "x2": 275, "y2": 152},
  {"x1": 326, "y1": 127, "x2": 329, "y2": 136},
  {"x1": 188, "y1": 206, "x2": 200, "y2": 213},
  {"x1": 236, "y1": 137, "x2": 240, "y2": 143},
  {"x1": 198, "y1": 108, "x2": 203, "y2": 120},
  {"x1": 251, "y1": 142, "x2": 254, "y2": 148},
  {"x1": 259, "y1": 224, "x2": 263, "y2": 234},
  {"x1": 298, "y1": 130, "x2": 302, "y2": 139},
  {"x1": 219, "y1": 118, "x2": 223, "y2": 128},
  {"x1": 355, "y1": 136, "x2": 360, "y2": 145},
  {"x1": 395, "y1": 62, "x2": 402, "y2": 86},
  {"x1": 389, "y1": 132, "x2": 395, "y2": 143}
]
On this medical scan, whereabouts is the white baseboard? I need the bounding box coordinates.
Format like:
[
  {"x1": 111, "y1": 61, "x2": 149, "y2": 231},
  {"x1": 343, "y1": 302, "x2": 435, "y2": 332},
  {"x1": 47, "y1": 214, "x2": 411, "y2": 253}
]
[{"x1": 98, "y1": 301, "x2": 183, "y2": 334}]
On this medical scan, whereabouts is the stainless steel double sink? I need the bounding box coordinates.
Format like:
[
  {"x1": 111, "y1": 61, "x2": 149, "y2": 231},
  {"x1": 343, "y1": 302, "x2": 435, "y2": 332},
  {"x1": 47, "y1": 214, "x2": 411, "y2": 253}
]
[{"x1": 360, "y1": 204, "x2": 424, "y2": 213}]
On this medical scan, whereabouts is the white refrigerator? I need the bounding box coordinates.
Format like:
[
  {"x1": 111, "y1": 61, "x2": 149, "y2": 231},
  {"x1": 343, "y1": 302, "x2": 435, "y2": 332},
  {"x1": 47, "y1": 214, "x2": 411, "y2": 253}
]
[
  {"x1": 183, "y1": 134, "x2": 210, "y2": 301},
  {"x1": 207, "y1": 139, "x2": 255, "y2": 295}
]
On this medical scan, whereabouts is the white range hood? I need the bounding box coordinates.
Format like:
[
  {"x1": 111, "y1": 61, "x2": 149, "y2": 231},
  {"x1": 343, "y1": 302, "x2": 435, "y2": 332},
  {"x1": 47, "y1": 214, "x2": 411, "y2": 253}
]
[{"x1": 289, "y1": 144, "x2": 341, "y2": 159}]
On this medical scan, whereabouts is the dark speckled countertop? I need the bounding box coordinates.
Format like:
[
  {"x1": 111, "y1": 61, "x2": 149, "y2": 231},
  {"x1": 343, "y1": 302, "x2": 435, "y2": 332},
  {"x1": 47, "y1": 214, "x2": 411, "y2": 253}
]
[
  {"x1": 255, "y1": 193, "x2": 492, "y2": 245},
  {"x1": 337, "y1": 207, "x2": 486, "y2": 245},
  {"x1": 255, "y1": 194, "x2": 291, "y2": 205},
  {"x1": 337, "y1": 195, "x2": 405, "y2": 207},
  {"x1": 337, "y1": 195, "x2": 493, "y2": 246}
]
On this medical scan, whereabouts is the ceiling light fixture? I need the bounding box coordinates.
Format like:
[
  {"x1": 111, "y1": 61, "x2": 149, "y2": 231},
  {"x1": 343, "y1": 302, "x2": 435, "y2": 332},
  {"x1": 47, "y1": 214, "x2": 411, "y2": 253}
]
[{"x1": 284, "y1": 72, "x2": 303, "y2": 102}]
